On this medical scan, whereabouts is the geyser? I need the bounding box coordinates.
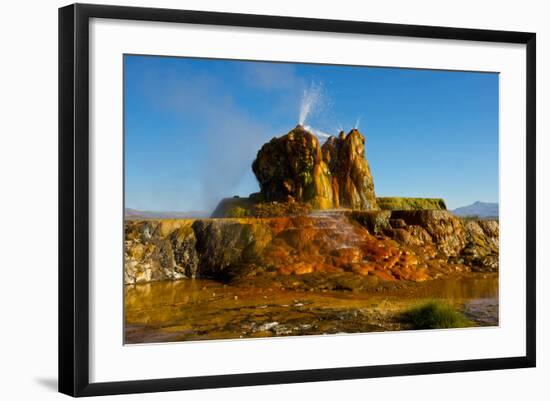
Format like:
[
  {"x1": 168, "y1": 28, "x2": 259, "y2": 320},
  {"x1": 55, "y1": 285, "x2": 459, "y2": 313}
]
[
  {"x1": 252, "y1": 125, "x2": 378, "y2": 210},
  {"x1": 298, "y1": 82, "x2": 324, "y2": 126},
  {"x1": 355, "y1": 116, "x2": 362, "y2": 130},
  {"x1": 303, "y1": 125, "x2": 331, "y2": 139},
  {"x1": 297, "y1": 83, "x2": 343, "y2": 141}
]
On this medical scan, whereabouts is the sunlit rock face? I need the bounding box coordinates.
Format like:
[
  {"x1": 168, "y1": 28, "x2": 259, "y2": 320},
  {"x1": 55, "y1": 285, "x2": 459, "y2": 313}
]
[
  {"x1": 124, "y1": 220, "x2": 199, "y2": 284},
  {"x1": 124, "y1": 211, "x2": 499, "y2": 285},
  {"x1": 252, "y1": 126, "x2": 377, "y2": 210},
  {"x1": 252, "y1": 125, "x2": 334, "y2": 209},
  {"x1": 351, "y1": 210, "x2": 500, "y2": 273},
  {"x1": 322, "y1": 129, "x2": 377, "y2": 210}
]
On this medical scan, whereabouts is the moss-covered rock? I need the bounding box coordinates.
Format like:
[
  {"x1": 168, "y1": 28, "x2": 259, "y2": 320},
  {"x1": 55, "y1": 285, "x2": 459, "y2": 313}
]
[
  {"x1": 377, "y1": 197, "x2": 447, "y2": 211},
  {"x1": 211, "y1": 197, "x2": 312, "y2": 218},
  {"x1": 251, "y1": 201, "x2": 312, "y2": 217},
  {"x1": 211, "y1": 197, "x2": 254, "y2": 218}
]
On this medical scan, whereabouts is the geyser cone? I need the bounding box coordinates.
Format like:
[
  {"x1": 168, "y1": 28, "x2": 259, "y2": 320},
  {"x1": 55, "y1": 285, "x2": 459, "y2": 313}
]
[
  {"x1": 252, "y1": 125, "x2": 334, "y2": 209},
  {"x1": 321, "y1": 129, "x2": 377, "y2": 210},
  {"x1": 252, "y1": 126, "x2": 377, "y2": 211}
]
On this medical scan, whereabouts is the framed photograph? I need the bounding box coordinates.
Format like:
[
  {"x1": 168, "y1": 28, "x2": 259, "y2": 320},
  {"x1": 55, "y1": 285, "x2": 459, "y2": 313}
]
[{"x1": 58, "y1": 3, "x2": 536, "y2": 397}]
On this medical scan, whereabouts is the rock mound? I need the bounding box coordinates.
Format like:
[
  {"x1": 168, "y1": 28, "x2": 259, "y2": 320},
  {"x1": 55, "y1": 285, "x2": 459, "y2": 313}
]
[
  {"x1": 321, "y1": 129, "x2": 377, "y2": 210},
  {"x1": 252, "y1": 126, "x2": 377, "y2": 210},
  {"x1": 252, "y1": 125, "x2": 334, "y2": 209}
]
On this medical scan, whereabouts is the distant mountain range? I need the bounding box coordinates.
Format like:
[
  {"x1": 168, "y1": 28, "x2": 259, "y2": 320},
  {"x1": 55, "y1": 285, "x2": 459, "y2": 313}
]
[
  {"x1": 452, "y1": 201, "x2": 498, "y2": 218},
  {"x1": 125, "y1": 208, "x2": 209, "y2": 220}
]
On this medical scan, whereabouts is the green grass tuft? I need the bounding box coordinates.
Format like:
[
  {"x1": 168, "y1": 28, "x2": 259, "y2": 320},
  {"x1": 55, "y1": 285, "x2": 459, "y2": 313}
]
[{"x1": 401, "y1": 300, "x2": 472, "y2": 329}]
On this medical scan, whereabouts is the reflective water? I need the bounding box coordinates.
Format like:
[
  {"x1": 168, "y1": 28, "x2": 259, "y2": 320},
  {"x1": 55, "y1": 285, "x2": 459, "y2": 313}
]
[{"x1": 125, "y1": 274, "x2": 498, "y2": 344}]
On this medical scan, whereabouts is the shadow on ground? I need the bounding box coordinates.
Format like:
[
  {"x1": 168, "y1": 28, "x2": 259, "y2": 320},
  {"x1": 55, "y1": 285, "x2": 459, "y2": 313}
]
[{"x1": 35, "y1": 377, "x2": 57, "y2": 392}]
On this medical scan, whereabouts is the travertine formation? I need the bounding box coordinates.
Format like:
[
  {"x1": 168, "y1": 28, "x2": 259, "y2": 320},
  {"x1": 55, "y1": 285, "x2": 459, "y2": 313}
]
[
  {"x1": 251, "y1": 126, "x2": 377, "y2": 210},
  {"x1": 376, "y1": 197, "x2": 447, "y2": 211},
  {"x1": 124, "y1": 211, "x2": 498, "y2": 285},
  {"x1": 321, "y1": 129, "x2": 377, "y2": 210},
  {"x1": 125, "y1": 125, "x2": 498, "y2": 286},
  {"x1": 252, "y1": 125, "x2": 334, "y2": 209}
]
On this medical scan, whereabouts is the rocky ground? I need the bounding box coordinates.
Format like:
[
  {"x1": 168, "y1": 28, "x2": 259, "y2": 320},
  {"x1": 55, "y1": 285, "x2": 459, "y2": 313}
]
[{"x1": 124, "y1": 210, "x2": 498, "y2": 286}]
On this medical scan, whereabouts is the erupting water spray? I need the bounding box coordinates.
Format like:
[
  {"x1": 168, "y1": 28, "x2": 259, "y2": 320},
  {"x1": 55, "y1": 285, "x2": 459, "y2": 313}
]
[
  {"x1": 304, "y1": 125, "x2": 331, "y2": 139},
  {"x1": 298, "y1": 82, "x2": 335, "y2": 141},
  {"x1": 298, "y1": 82, "x2": 324, "y2": 126},
  {"x1": 298, "y1": 82, "x2": 363, "y2": 142},
  {"x1": 354, "y1": 116, "x2": 362, "y2": 130}
]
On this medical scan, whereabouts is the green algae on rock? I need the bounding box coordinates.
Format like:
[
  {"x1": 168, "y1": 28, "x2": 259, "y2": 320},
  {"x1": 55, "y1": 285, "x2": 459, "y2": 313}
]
[
  {"x1": 376, "y1": 197, "x2": 447, "y2": 211},
  {"x1": 211, "y1": 197, "x2": 254, "y2": 218}
]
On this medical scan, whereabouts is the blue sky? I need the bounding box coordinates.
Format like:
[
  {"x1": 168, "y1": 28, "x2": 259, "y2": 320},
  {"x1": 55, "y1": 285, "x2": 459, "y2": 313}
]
[{"x1": 124, "y1": 55, "x2": 499, "y2": 211}]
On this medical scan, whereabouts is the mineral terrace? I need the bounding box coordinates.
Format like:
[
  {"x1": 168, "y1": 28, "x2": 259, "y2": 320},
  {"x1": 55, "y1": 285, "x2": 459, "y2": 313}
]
[{"x1": 125, "y1": 126, "x2": 498, "y2": 289}]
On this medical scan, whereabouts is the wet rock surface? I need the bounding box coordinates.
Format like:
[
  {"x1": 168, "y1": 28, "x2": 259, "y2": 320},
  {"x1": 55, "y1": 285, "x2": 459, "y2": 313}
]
[
  {"x1": 125, "y1": 210, "x2": 499, "y2": 285},
  {"x1": 463, "y1": 298, "x2": 499, "y2": 326}
]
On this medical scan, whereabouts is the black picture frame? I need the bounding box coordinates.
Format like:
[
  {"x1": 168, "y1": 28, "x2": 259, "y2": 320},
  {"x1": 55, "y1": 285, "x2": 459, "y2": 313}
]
[{"x1": 59, "y1": 3, "x2": 536, "y2": 397}]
